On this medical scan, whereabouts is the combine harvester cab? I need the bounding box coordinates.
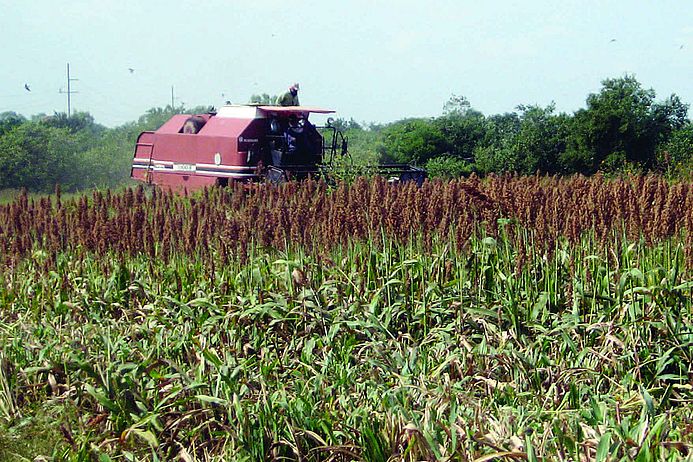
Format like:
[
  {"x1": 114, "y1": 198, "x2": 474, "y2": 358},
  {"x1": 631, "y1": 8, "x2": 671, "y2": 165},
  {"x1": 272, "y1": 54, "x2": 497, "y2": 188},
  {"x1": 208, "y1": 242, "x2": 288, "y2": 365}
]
[{"x1": 131, "y1": 104, "x2": 425, "y2": 191}]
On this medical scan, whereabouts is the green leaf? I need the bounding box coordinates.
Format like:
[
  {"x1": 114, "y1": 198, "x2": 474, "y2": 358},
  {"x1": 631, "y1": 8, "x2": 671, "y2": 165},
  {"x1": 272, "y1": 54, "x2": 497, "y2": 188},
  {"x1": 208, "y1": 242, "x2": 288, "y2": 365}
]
[
  {"x1": 640, "y1": 386, "x2": 655, "y2": 418},
  {"x1": 84, "y1": 383, "x2": 119, "y2": 413},
  {"x1": 525, "y1": 434, "x2": 538, "y2": 462},
  {"x1": 202, "y1": 348, "x2": 223, "y2": 367},
  {"x1": 595, "y1": 432, "x2": 611, "y2": 462},
  {"x1": 195, "y1": 394, "x2": 228, "y2": 406},
  {"x1": 482, "y1": 237, "x2": 497, "y2": 249},
  {"x1": 673, "y1": 280, "x2": 693, "y2": 290},
  {"x1": 187, "y1": 297, "x2": 215, "y2": 308},
  {"x1": 130, "y1": 428, "x2": 158, "y2": 448}
]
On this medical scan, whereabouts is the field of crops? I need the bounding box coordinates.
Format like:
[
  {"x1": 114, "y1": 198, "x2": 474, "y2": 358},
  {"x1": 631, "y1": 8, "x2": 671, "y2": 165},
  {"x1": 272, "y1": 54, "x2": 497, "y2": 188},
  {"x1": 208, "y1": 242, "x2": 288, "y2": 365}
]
[{"x1": 0, "y1": 174, "x2": 691, "y2": 461}]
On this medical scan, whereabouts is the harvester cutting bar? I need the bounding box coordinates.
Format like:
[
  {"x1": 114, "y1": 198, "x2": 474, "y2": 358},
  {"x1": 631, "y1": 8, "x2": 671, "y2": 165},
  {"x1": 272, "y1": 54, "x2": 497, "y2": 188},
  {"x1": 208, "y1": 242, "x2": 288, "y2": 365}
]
[
  {"x1": 355, "y1": 164, "x2": 427, "y2": 185},
  {"x1": 265, "y1": 163, "x2": 425, "y2": 185}
]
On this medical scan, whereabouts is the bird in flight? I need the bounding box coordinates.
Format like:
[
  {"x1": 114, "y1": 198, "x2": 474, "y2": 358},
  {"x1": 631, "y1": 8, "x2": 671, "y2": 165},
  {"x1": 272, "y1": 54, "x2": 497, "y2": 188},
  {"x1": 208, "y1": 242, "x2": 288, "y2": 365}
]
[
  {"x1": 128, "y1": 68, "x2": 135, "y2": 73},
  {"x1": 680, "y1": 44, "x2": 685, "y2": 50},
  {"x1": 24, "y1": 83, "x2": 31, "y2": 91},
  {"x1": 609, "y1": 38, "x2": 617, "y2": 43}
]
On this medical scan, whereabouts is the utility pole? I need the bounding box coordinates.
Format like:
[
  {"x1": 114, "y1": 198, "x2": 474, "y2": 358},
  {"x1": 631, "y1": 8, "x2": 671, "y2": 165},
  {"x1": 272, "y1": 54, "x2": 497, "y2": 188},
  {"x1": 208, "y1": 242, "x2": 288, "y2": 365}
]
[
  {"x1": 171, "y1": 85, "x2": 175, "y2": 108},
  {"x1": 59, "y1": 63, "x2": 78, "y2": 116}
]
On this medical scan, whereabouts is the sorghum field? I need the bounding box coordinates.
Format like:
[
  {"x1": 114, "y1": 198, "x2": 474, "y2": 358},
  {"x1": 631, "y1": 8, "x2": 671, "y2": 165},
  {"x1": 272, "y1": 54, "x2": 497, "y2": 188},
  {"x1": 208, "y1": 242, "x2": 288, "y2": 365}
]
[{"x1": 0, "y1": 174, "x2": 691, "y2": 461}]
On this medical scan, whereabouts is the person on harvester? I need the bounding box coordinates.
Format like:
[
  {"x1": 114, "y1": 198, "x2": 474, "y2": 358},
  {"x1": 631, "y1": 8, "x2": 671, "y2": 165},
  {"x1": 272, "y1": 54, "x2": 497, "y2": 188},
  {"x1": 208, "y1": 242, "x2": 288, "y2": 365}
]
[
  {"x1": 284, "y1": 114, "x2": 307, "y2": 161},
  {"x1": 277, "y1": 83, "x2": 300, "y2": 106}
]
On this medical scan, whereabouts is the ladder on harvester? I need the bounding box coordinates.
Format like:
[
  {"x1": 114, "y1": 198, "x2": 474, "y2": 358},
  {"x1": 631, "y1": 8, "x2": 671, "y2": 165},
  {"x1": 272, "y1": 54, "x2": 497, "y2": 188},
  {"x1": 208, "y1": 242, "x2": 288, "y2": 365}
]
[{"x1": 131, "y1": 131, "x2": 156, "y2": 184}]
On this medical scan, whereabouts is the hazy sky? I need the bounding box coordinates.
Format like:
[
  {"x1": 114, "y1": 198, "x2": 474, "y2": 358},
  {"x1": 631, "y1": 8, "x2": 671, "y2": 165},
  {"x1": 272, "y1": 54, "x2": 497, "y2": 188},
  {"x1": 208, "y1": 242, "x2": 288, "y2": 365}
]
[{"x1": 2, "y1": 0, "x2": 692, "y2": 127}]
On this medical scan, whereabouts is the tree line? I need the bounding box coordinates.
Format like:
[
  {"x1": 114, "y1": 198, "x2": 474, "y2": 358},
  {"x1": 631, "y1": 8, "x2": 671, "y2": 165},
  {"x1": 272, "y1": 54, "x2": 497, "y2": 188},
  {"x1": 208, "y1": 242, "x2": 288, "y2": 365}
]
[
  {"x1": 0, "y1": 106, "x2": 209, "y2": 192},
  {"x1": 0, "y1": 75, "x2": 690, "y2": 193},
  {"x1": 344, "y1": 75, "x2": 691, "y2": 177}
]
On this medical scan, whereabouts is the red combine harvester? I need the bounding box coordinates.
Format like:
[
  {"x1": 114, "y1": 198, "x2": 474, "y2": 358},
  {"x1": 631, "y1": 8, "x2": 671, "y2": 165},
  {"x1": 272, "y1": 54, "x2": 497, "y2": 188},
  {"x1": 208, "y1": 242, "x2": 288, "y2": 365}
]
[{"x1": 131, "y1": 104, "x2": 425, "y2": 190}]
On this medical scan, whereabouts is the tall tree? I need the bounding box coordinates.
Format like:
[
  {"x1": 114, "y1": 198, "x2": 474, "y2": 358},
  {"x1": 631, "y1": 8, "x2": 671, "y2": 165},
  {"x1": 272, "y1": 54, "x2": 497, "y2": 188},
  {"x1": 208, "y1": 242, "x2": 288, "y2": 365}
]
[
  {"x1": 379, "y1": 118, "x2": 448, "y2": 165},
  {"x1": 436, "y1": 95, "x2": 485, "y2": 161},
  {"x1": 513, "y1": 104, "x2": 570, "y2": 174},
  {"x1": 564, "y1": 75, "x2": 688, "y2": 173}
]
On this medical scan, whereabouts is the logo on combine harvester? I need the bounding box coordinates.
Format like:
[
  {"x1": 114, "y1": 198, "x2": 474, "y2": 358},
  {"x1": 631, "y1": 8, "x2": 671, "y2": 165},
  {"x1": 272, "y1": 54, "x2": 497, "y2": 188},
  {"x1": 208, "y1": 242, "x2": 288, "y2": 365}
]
[
  {"x1": 238, "y1": 136, "x2": 258, "y2": 143},
  {"x1": 172, "y1": 163, "x2": 196, "y2": 172}
]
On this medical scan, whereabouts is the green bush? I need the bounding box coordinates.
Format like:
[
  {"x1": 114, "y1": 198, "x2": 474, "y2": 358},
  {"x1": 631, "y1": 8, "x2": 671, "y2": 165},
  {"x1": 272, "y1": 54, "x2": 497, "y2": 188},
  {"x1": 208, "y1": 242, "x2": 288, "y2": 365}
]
[
  {"x1": 0, "y1": 122, "x2": 78, "y2": 191},
  {"x1": 379, "y1": 118, "x2": 448, "y2": 165},
  {"x1": 658, "y1": 123, "x2": 693, "y2": 174},
  {"x1": 425, "y1": 156, "x2": 475, "y2": 178}
]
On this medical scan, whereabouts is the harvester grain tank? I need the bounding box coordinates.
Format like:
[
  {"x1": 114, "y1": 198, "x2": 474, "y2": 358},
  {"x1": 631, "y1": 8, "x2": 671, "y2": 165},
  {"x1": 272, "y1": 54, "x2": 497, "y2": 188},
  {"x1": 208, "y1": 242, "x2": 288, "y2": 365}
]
[{"x1": 131, "y1": 104, "x2": 425, "y2": 190}]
